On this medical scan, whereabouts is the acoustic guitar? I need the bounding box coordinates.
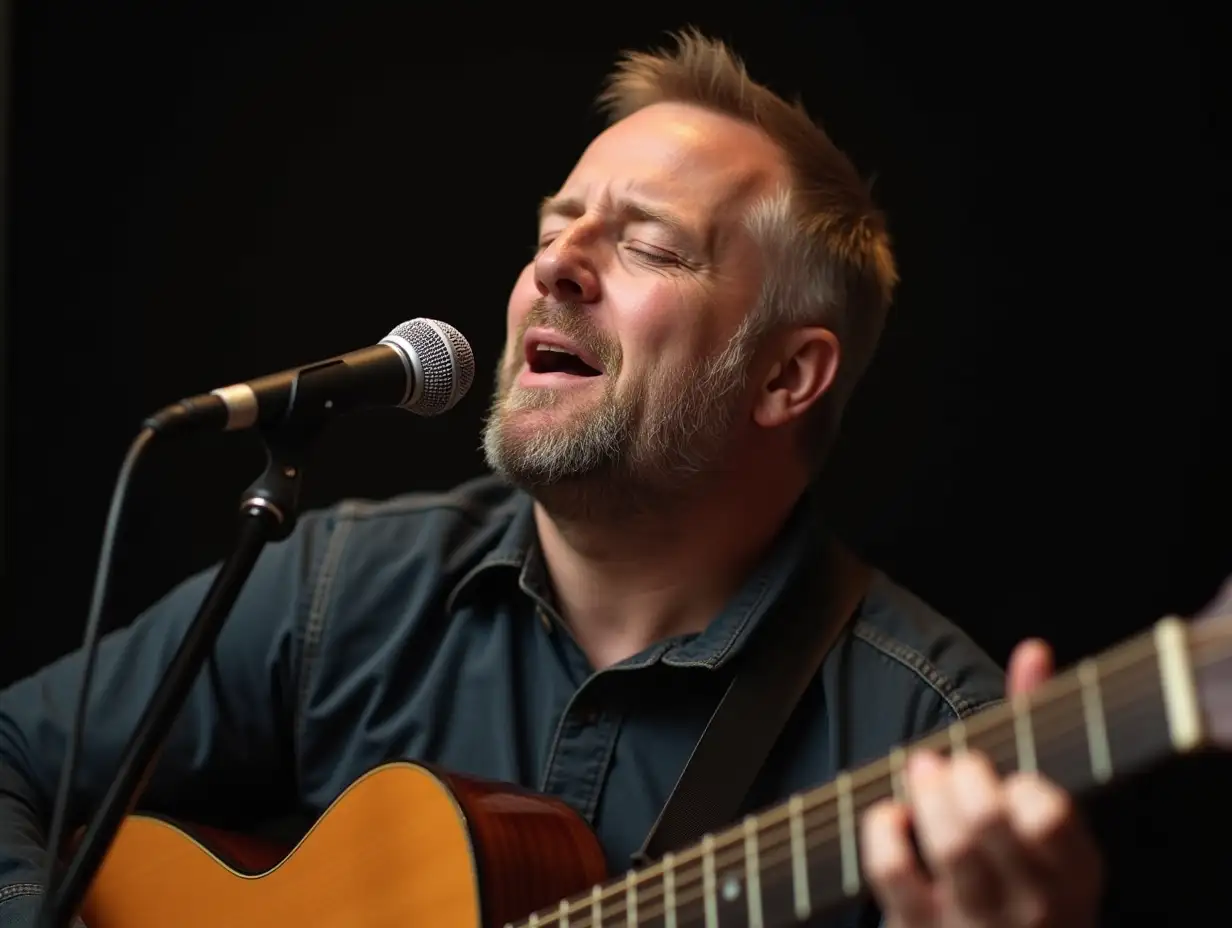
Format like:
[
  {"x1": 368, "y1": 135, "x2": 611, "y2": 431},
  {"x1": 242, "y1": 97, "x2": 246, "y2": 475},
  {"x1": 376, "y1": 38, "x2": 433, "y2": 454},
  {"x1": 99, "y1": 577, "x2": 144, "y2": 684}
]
[{"x1": 77, "y1": 609, "x2": 1231, "y2": 927}]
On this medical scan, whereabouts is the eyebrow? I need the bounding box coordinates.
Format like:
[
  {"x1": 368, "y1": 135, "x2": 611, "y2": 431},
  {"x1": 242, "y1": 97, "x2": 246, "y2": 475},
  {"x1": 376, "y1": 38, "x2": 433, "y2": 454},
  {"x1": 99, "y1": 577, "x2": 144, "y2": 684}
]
[{"x1": 538, "y1": 194, "x2": 701, "y2": 252}]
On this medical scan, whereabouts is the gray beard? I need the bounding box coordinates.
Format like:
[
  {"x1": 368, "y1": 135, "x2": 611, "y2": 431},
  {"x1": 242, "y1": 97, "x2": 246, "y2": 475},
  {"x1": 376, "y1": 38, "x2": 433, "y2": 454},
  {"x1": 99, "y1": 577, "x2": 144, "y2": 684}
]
[{"x1": 480, "y1": 334, "x2": 755, "y2": 517}]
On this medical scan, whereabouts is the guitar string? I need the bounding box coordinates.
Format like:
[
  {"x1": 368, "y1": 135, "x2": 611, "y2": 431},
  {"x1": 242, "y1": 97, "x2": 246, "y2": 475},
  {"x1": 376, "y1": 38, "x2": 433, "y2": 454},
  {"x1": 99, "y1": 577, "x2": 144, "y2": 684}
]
[
  {"x1": 616, "y1": 626, "x2": 1232, "y2": 921},
  {"x1": 753, "y1": 687, "x2": 1156, "y2": 873},
  {"x1": 515, "y1": 635, "x2": 1204, "y2": 927},
  {"x1": 517, "y1": 684, "x2": 1166, "y2": 928},
  {"x1": 524, "y1": 664, "x2": 1168, "y2": 927},
  {"x1": 520, "y1": 632, "x2": 1232, "y2": 927},
  {"x1": 630, "y1": 697, "x2": 1165, "y2": 928},
  {"x1": 522, "y1": 675, "x2": 1172, "y2": 921},
  {"x1": 514, "y1": 642, "x2": 1172, "y2": 927},
  {"x1": 654, "y1": 634, "x2": 1232, "y2": 920}
]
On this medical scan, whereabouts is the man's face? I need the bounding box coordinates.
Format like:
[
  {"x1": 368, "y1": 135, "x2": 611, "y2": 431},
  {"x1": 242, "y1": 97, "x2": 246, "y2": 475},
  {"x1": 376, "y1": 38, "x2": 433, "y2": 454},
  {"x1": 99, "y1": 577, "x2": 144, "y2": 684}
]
[{"x1": 483, "y1": 102, "x2": 791, "y2": 497}]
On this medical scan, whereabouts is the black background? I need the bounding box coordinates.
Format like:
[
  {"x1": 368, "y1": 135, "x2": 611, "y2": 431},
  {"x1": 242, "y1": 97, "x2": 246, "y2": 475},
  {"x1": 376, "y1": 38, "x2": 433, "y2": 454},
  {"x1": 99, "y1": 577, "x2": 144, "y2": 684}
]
[{"x1": 3, "y1": 2, "x2": 1229, "y2": 922}]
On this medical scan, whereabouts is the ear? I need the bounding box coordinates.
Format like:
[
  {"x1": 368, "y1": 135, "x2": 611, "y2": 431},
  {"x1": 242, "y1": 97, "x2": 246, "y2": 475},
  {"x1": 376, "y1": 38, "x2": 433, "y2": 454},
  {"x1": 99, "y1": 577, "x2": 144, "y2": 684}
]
[{"x1": 751, "y1": 326, "x2": 841, "y2": 430}]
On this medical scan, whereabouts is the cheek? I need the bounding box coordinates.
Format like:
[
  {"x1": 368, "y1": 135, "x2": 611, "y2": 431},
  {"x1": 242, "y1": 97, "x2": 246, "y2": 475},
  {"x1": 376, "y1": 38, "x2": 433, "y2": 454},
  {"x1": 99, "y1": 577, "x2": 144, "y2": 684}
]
[{"x1": 611, "y1": 278, "x2": 717, "y2": 364}]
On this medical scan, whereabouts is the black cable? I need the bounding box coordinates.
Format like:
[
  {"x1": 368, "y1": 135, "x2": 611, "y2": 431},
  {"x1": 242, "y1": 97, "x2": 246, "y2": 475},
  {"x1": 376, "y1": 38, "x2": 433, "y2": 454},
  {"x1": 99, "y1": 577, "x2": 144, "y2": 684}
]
[{"x1": 40, "y1": 426, "x2": 156, "y2": 911}]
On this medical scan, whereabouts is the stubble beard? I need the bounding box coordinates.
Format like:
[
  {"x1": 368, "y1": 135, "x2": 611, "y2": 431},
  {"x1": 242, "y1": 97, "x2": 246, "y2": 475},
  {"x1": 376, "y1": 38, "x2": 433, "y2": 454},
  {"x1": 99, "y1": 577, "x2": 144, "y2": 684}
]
[{"x1": 481, "y1": 304, "x2": 759, "y2": 519}]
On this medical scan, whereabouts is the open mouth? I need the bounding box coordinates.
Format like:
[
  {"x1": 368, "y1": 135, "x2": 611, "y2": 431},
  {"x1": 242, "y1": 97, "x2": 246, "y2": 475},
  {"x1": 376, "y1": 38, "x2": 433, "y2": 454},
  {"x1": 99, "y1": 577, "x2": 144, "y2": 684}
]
[{"x1": 526, "y1": 343, "x2": 604, "y2": 377}]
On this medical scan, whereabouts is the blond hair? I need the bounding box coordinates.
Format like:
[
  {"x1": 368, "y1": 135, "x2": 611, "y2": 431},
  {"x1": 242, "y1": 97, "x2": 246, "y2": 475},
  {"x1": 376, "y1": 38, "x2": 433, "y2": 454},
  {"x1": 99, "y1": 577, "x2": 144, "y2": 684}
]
[{"x1": 598, "y1": 29, "x2": 899, "y2": 468}]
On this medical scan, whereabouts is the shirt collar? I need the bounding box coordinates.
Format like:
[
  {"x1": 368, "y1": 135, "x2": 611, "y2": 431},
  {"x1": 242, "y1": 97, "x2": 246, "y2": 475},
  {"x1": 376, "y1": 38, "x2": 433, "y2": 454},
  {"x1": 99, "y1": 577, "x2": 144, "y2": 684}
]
[
  {"x1": 655, "y1": 488, "x2": 822, "y2": 670},
  {"x1": 445, "y1": 486, "x2": 823, "y2": 671},
  {"x1": 444, "y1": 491, "x2": 538, "y2": 614}
]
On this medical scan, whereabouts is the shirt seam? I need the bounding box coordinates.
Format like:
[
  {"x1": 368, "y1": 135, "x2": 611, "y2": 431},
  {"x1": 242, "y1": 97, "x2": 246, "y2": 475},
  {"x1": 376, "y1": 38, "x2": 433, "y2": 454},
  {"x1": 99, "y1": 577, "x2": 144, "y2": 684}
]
[
  {"x1": 538, "y1": 668, "x2": 610, "y2": 795},
  {"x1": 337, "y1": 491, "x2": 514, "y2": 524},
  {"x1": 0, "y1": 882, "x2": 40, "y2": 905},
  {"x1": 293, "y1": 508, "x2": 357, "y2": 764},
  {"x1": 538, "y1": 692, "x2": 578, "y2": 794},
  {"x1": 579, "y1": 712, "x2": 624, "y2": 824},
  {"x1": 850, "y1": 620, "x2": 984, "y2": 719}
]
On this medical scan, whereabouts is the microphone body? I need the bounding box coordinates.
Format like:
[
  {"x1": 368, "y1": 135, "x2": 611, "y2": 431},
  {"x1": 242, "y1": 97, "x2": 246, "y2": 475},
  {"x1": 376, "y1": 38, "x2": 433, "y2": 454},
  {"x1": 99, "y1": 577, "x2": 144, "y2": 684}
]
[{"x1": 145, "y1": 318, "x2": 475, "y2": 435}]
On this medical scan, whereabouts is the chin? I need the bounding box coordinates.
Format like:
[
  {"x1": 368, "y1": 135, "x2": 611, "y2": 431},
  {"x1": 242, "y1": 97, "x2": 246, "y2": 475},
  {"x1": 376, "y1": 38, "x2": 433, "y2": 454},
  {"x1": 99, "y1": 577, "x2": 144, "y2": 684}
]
[{"x1": 504, "y1": 384, "x2": 599, "y2": 417}]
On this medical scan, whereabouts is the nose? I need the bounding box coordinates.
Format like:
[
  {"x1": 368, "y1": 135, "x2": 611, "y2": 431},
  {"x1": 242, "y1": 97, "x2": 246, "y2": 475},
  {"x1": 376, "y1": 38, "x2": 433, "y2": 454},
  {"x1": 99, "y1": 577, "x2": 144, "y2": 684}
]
[{"x1": 534, "y1": 227, "x2": 601, "y2": 304}]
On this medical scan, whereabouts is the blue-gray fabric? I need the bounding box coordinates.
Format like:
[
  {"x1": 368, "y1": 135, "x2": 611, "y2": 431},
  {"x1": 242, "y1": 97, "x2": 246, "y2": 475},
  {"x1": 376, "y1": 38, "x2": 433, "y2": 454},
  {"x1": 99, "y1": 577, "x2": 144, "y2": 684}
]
[{"x1": 0, "y1": 474, "x2": 1005, "y2": 926}]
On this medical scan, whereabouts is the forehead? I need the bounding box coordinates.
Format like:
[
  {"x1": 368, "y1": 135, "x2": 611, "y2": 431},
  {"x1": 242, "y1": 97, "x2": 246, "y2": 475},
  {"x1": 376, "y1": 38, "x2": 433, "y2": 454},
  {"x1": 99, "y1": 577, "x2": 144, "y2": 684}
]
[{"x1": 555, "y1": 102, "x2": 789, "y2": 228}]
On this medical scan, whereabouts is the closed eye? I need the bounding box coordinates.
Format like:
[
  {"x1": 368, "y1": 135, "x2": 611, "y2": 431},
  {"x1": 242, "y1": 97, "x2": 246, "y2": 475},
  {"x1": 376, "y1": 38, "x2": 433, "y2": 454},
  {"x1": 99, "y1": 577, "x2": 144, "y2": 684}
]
[
  {"x1": 626, "y1": 244, "x2": 680, "y2": 266},
  {"x1": 531, "y1": 235, "x2": 684, "y2": 267}
]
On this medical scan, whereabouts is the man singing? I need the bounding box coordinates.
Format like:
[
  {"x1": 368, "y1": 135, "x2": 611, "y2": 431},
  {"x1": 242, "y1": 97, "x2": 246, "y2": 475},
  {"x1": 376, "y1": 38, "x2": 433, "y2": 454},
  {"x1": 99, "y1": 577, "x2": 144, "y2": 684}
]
[{"x1": 0, "y1": 30, "x2": 1104, "y2": 927}]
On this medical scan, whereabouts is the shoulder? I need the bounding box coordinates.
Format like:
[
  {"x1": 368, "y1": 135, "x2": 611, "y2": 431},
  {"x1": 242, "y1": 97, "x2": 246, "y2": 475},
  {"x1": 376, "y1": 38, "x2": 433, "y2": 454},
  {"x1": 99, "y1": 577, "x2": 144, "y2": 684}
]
[
  {"x1": 311, "y1": 471, "x2": 522, "y2": 532},
  {"x1": 756, "y1": 563, "x2": 1009, "y2": 802},
  {"x1": 274, "y1": 472, "x2": 530, "y2": 632},
  {"x1": 298, "y1": 472, "x2": 525, "y2": 567},
  {"x1": 842, "y1": 564, "x2": 1005, "y2": 739},
  {"x1": 284, "y1": 473, "x2": 528, "y2": 692},
  {"x1": 847, "y1": 569, "x2": 1007, "y2": 721}
]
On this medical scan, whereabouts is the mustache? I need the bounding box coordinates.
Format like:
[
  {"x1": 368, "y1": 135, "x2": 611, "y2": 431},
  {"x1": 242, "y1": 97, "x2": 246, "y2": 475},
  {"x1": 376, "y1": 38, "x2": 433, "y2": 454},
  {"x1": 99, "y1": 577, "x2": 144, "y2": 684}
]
[{"x1": 516, "y1": 298, "x2": 622, "y2": 374}]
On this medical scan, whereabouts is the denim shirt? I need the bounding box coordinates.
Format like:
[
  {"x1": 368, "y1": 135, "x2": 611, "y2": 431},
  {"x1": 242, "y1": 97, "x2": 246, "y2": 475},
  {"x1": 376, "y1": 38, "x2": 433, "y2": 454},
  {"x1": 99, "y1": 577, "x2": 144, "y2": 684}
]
[{"x1": 0, "y1": 474, "x2": 1005, "y2": 927}]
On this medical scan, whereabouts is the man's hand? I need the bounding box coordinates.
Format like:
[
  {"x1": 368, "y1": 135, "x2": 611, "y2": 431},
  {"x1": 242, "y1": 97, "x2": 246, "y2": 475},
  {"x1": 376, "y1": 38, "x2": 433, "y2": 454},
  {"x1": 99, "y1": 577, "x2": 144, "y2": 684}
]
[{"x1": 860, "y1": 639, "x2": 1103, "y2": 927}]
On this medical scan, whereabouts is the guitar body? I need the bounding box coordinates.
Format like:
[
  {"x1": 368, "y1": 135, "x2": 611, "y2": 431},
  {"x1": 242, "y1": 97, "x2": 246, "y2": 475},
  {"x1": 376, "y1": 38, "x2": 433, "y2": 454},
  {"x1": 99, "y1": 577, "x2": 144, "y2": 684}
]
[
  {"x1": 73, "y1": 609, "x2": 1232, "y2": 927},
  {"x1": 80, "y1": 762, "x2": 607, "y2": 928}
]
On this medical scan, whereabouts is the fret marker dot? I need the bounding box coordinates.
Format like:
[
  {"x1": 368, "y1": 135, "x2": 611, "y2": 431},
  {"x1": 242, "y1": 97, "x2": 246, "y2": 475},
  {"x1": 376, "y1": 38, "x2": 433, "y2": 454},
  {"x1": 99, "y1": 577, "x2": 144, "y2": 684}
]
[{"x1": 722, "y1": 875, "x2": 742, "y2": 901}]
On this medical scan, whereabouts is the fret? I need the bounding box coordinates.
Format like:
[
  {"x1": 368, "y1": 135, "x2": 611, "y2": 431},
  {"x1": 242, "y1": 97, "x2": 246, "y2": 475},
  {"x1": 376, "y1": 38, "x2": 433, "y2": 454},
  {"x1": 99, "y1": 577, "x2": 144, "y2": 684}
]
[
  {"x1": 701, "y1": 834, "x2": 718, "y2": 928},
  {"x1": 789, "y1": 794, "x2": 811, "y2": 920},
  {"x1": 1155, "y1": 617, "x2": 1203, "y2": 751},
  {"x1": 534, "y1": 622, "x2": 1197, "y2": 928},
  {"x1": 1078, "y1": 660, "x2": 1112, "y2": 783},
  {"x1": 663, "y1": 852, "x2": 677, "y2": 928},
  {"x1": 888, "y1": 746, "x2": 907, "y2": 803},
  {"x1": 1013, "y1": 696, "x2": 1037, "y2": 773},
  {"x1": 625, "y1": 869, "x2": 637, "y2": 927},
  {"x1": 744, "y1": 816, "x2": 763, "y2": 927},
  {"x1": 528, "y1": 914, "x2": 539, "y2": 927},
  {"x1": 949, "y1": 719, "x2": 967, "y2": 754},
  {"x1": 836, "y1": 772, "x2": 859, "y2": 896}
]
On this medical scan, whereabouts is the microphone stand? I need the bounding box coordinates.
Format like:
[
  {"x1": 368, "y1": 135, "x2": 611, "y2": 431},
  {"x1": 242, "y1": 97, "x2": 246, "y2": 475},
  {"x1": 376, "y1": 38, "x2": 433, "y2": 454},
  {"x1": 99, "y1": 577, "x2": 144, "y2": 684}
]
[{"x1": 38, "y1": 417, "x2": 319, "y2": 928}]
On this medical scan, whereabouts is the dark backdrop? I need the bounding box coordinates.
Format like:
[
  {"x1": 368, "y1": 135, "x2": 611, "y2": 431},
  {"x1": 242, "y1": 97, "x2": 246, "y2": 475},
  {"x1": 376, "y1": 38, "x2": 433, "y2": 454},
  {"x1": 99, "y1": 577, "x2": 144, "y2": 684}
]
[{"x1": 3, "y1": 2, "x2": 1229, "y2": 922}]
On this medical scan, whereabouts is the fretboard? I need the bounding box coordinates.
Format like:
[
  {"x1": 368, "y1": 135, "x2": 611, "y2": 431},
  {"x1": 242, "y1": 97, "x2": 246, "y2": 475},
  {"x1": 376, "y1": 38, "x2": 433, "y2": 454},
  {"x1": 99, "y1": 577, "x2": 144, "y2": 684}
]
[{"x1": 511, "y1": 617, "x2": 1211, "y2": 928}]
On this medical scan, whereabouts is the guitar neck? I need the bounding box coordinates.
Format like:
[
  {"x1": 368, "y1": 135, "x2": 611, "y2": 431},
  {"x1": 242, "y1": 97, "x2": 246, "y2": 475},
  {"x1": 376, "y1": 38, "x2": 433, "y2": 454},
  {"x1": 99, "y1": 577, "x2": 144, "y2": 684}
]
[{"x1": 514, "y1": 615, "x2": 1227, "y2": 928}]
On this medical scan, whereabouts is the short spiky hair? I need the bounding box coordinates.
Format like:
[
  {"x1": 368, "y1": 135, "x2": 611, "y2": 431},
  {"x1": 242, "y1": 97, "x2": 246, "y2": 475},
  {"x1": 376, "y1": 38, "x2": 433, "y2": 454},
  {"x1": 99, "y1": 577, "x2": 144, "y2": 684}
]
[{"x1": 598, "y1": 28, "x2": 898, "y2": 468}]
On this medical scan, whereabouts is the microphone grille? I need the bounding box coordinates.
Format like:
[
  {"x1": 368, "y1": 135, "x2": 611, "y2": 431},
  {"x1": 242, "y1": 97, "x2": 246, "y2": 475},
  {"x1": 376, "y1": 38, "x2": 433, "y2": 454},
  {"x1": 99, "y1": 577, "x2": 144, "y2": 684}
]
[{"x1": 385, "y1": 318, "x2": 475, "y2": 416}]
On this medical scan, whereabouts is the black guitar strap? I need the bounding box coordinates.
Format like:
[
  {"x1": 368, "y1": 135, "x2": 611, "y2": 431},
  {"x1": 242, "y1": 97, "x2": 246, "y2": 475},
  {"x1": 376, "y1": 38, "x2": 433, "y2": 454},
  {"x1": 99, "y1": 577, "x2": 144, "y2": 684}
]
[{"x1": 634, "y1": 536, "x2": 872, "y2": 865}]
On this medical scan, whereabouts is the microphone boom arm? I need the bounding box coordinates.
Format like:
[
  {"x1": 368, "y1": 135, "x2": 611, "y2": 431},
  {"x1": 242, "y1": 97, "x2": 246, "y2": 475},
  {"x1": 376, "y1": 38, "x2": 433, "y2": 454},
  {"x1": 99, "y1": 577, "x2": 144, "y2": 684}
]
[
  {"x1": 38, "y1": 420, "x2": 314, "y2": 928},
  {"x1": 36, "y1": 315, "x2": 475, "y2": 927}
]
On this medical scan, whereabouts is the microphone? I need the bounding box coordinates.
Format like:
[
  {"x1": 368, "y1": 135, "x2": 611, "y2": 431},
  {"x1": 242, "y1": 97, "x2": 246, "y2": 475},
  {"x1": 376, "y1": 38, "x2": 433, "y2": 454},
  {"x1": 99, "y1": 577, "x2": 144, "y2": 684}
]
[
  {"x1": 35, "y1": 317, "x2": 474, "y2": 928},
  {"x1": 143, "y1": 317, "x2": 476, "y2": 435}
]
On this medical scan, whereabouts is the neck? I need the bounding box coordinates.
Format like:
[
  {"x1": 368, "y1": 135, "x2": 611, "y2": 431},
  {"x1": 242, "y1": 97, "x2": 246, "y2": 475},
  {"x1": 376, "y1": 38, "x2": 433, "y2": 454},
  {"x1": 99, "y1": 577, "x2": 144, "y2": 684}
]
[{"x1": 532, "y1": 464, "x2": 808, "y2": 669}]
